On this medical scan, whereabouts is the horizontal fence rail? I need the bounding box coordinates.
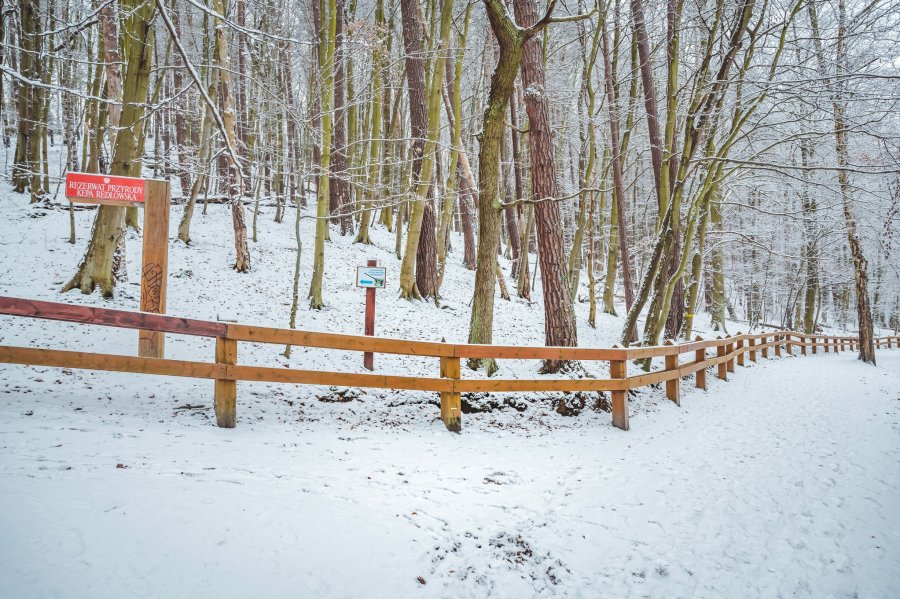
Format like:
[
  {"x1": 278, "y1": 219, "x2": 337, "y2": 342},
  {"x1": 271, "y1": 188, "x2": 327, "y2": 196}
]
[{"x1": 0, "y1": 296, "x2": 896, "y2": 432}]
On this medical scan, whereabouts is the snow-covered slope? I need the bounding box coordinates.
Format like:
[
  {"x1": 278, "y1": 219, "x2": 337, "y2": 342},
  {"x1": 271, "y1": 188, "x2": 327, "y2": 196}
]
[{"x1": 2, "y1": 194, "x2": 899, "y2": 597}]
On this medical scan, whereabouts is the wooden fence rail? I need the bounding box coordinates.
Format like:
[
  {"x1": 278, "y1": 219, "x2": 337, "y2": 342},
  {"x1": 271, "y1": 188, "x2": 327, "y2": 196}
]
[{"x1": 0, "y1": 296, "x2": 896, "y2": 432}]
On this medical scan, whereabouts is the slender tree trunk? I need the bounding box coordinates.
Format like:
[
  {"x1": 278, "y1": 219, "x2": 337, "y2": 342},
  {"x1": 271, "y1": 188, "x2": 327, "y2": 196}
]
[
  {"x1": 329, "y1": 0, "x2": 352, "y2": 234},
  {"x1": 600, "y1": 14, "x2": 635, "y2": 312},
  {"x1": 807, "y1": 0, "x2": 875, "y2": 363},
  {"x1": 710, "y1": 189, "x2": 727, "y2": 331},
  {"x1": 629, "y1": 0, "x2": 665, "y2": 214},
  {"x1": 309, "y1": 0, "x2": 338, "y2": 307},
  {"x1": 212, "y1": 0, "x2": 250, "y2": 272},
  {"x1": 832, "y1": 0, "x2": 874, "y2": 363},
  {"x1": 510, "y1": 94, "x2": 530, "y2": 297},
  {"x1": 355, "y1": 0, "x2": 387, "y2": 245},
  {"x1": 458, "y1": 159, "x2": 477, "y2": 270}
]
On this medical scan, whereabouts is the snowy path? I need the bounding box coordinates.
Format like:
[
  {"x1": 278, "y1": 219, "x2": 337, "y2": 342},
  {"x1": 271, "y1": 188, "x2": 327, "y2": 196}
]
[{"x1": 1, "y1": 352, "x2": 899, "y2": 598}]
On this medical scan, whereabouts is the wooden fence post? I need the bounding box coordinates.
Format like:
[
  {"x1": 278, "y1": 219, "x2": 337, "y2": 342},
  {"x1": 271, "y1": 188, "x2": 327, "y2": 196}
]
[
  {"x1": 138, "y1": 180, "x2": 171, "y2": 359},
  {"x1": 761, "y1": 333, "x2": 769, "y2": 359},
  {"x1": 726, "y1": 336, "x2": 735, "y2": 372},
  {"x1": 736, "y1": 334, "x2": 745, "y2": 367},
  {"x1": 774, "y1": 333, "x2": 782, "y2": 357},
  {"x1": 812, "y1": 336, "x2": 818, "y2": 354},
  {"x1": 785, "y1": 332, "x2": 793, "y2": 355},
  {"x1": 716, "y1": 336, "x2": 727, "y2": 381},
  {"x1": 801, "y1": 336, "x2": 807, "y2": 355},
  {"x1": 694, "y1": 335, "x2": 707, "y2": 390},
  {"x1": 439, "y1": 356, "x2": 462, "y2": 432},
  {"x1": 749, "y1": 337, "x2": 757, "y2": 362},
  {"x1": 610, "y1": 345, "x2": 629, "y2": 431},
  {"x1": 664, "y1": 340, "x2": 681, "y2": 406},
  {"x1": 824, "y1": 336, "x2": 830, "y2": 353},
  {"x1": 214, "y1": 337, "x2": 237, "y2": 428}
]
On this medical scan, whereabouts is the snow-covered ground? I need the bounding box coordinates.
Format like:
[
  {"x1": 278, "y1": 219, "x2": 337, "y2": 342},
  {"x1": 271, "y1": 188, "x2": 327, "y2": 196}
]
[
  {"x1": 1, "y1": 352, "x2": 898, "y2": 598},
  {"x1": 1, "y1": 192, "x2": 899, "y2": 597}
]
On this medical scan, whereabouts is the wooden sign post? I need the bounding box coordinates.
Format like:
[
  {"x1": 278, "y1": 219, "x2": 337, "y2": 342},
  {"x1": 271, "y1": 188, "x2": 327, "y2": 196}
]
[
  {"x1": 356, "y1": 259, "x2": 386, "y2": 371},
  {"x1": 65, "y1": 173, "x2": 170, "y2": 359}
]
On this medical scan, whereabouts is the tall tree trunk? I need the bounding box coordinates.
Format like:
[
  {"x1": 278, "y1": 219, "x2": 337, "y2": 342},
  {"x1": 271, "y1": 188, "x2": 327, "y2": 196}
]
[
  {"x1": 510, "y1": 94, "x2": 530, "y2": 297},
  {"x1": 398, "y1": 0, "x2": 453, "y2": 299},
  {"x1": 435, "y1": 1, "x2": 472, "y2": 292},
  {"x1": 513, "y1": 0, "x2": 578, "y2": 372},
  {"x1": 600, "y1": 13, "x2": 635, "y2": 313},
  {"x1": 355, "y1": 0, "x2": 387, "y2": 245},
  {"x1": 11, "y1": 0, "x2": 40, "y2": 195},
  {"x1": 170, "y1": 0, "x2": 195, "y2": 195},
  {"x1": 467, "y1": 0, "x2": 552, "y2": 373},
  {"x1": 502, "y1": 130, "x2": 521, "y2": 276},
  {"x1": 63, "y1": 0, "x2": 155, "y2": 296},
  {"x1": 629, "y1": 0, "x2": 665, "y2": 214},
  {"x1": 309, "y1": 0, "x2": 338, "y2": 307},
  {"x1": 457, "y1": 159, "x2": 477, "y2": 270},
  {"x1": 799, "y1": 139, "x2": 819, "y2": 334},
  {"x1": 330, "y1": 0, "x2": 352, "y2": 234},
  {"x1": 212, "y1": 0, "x2": 251, "y2": 272},
  {"x1": 235, "y1": 0, "x2": 250, "y2": 192},
  {"x1": 807, "y1": 0, "x2": 875, "y2": 363},
  {"x1": 397, "y1": 0, "x2": 430, "y2": 298},
  {"x1": 709, "y1": 188, "x2": 727, "y2": 331},
  {"x1": 831, "y1": 0, "x2": 875, "y2": 363}
]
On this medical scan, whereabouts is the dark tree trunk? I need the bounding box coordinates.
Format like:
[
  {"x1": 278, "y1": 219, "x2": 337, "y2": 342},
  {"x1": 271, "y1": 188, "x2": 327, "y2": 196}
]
[
  {"x1": 501, "y1": 126, "x2": 521, "y2": 273},
  {"x1": 513, "y1": 0, "x2": 578, "y2": 371},
  {"x1": 400, "y1": 0, "x2": 435, "y2": 296},
  {"x1": 600, "y1": 17, "x2": 635, "y2": 311},
  {"x1": 510, "y1": 94, "x2": 531, "y2": 295},
  {"x1": 416, "y1": 191, "x2": 439, "y2": 297},
  {"x1": 629, "y1": 0, "x2": 664, "y2": 210},
  {"x1": 330, "y1": 0, "x2": 352, "y2": 233}
]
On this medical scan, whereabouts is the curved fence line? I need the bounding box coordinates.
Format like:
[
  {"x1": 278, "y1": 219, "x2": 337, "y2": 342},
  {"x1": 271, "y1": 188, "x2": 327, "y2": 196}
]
[{"x1": 0, "y1": 296, "x2": 895, "y2": 432}]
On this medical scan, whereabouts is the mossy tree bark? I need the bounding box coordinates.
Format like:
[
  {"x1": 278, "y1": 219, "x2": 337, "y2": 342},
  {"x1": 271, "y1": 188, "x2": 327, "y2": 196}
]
[
  {"x1": 467, "y1": 0, "x2": 567, "y2": 373},
  {"x1": 309, "y1": 0, "x2": 338, "y2": 308},
  {"x1": 398, "y1": 0, "x2": 454, "y2": 299},
  {"x1": 63, "y1": 0, "x2": 155, "y2": 297}
]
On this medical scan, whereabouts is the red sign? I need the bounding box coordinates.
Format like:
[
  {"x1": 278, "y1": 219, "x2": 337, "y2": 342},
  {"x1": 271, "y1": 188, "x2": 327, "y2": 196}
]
[{"x1": 65, "y1": 172, "x2": 146, "y2": 205}]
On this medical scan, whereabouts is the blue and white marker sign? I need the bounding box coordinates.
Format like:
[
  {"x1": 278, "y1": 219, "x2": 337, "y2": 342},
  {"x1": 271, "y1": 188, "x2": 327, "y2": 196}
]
[{"x1": 356, "y1": 265, "x2": 387, "y2": 289}]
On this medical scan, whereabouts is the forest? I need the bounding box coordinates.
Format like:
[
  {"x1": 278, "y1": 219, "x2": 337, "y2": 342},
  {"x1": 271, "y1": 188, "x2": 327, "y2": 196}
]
[{"x1": 2, "y1": 0, "x2": 898, "y2": 372}]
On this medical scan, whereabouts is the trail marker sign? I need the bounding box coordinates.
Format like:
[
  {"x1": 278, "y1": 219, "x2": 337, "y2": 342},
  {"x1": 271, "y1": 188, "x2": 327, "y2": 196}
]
[
  {"x1": 356, "y1": 265, "x2": 386, "y2": 289},
  {"x1": 65, "y1": 172, "x2": 171, "y2": 359}
]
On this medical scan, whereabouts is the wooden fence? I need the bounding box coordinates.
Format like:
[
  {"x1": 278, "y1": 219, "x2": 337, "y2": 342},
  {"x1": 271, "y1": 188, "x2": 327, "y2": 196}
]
[{"x1": 0, "y1": 296, "x2": 896, "y2": 432}]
